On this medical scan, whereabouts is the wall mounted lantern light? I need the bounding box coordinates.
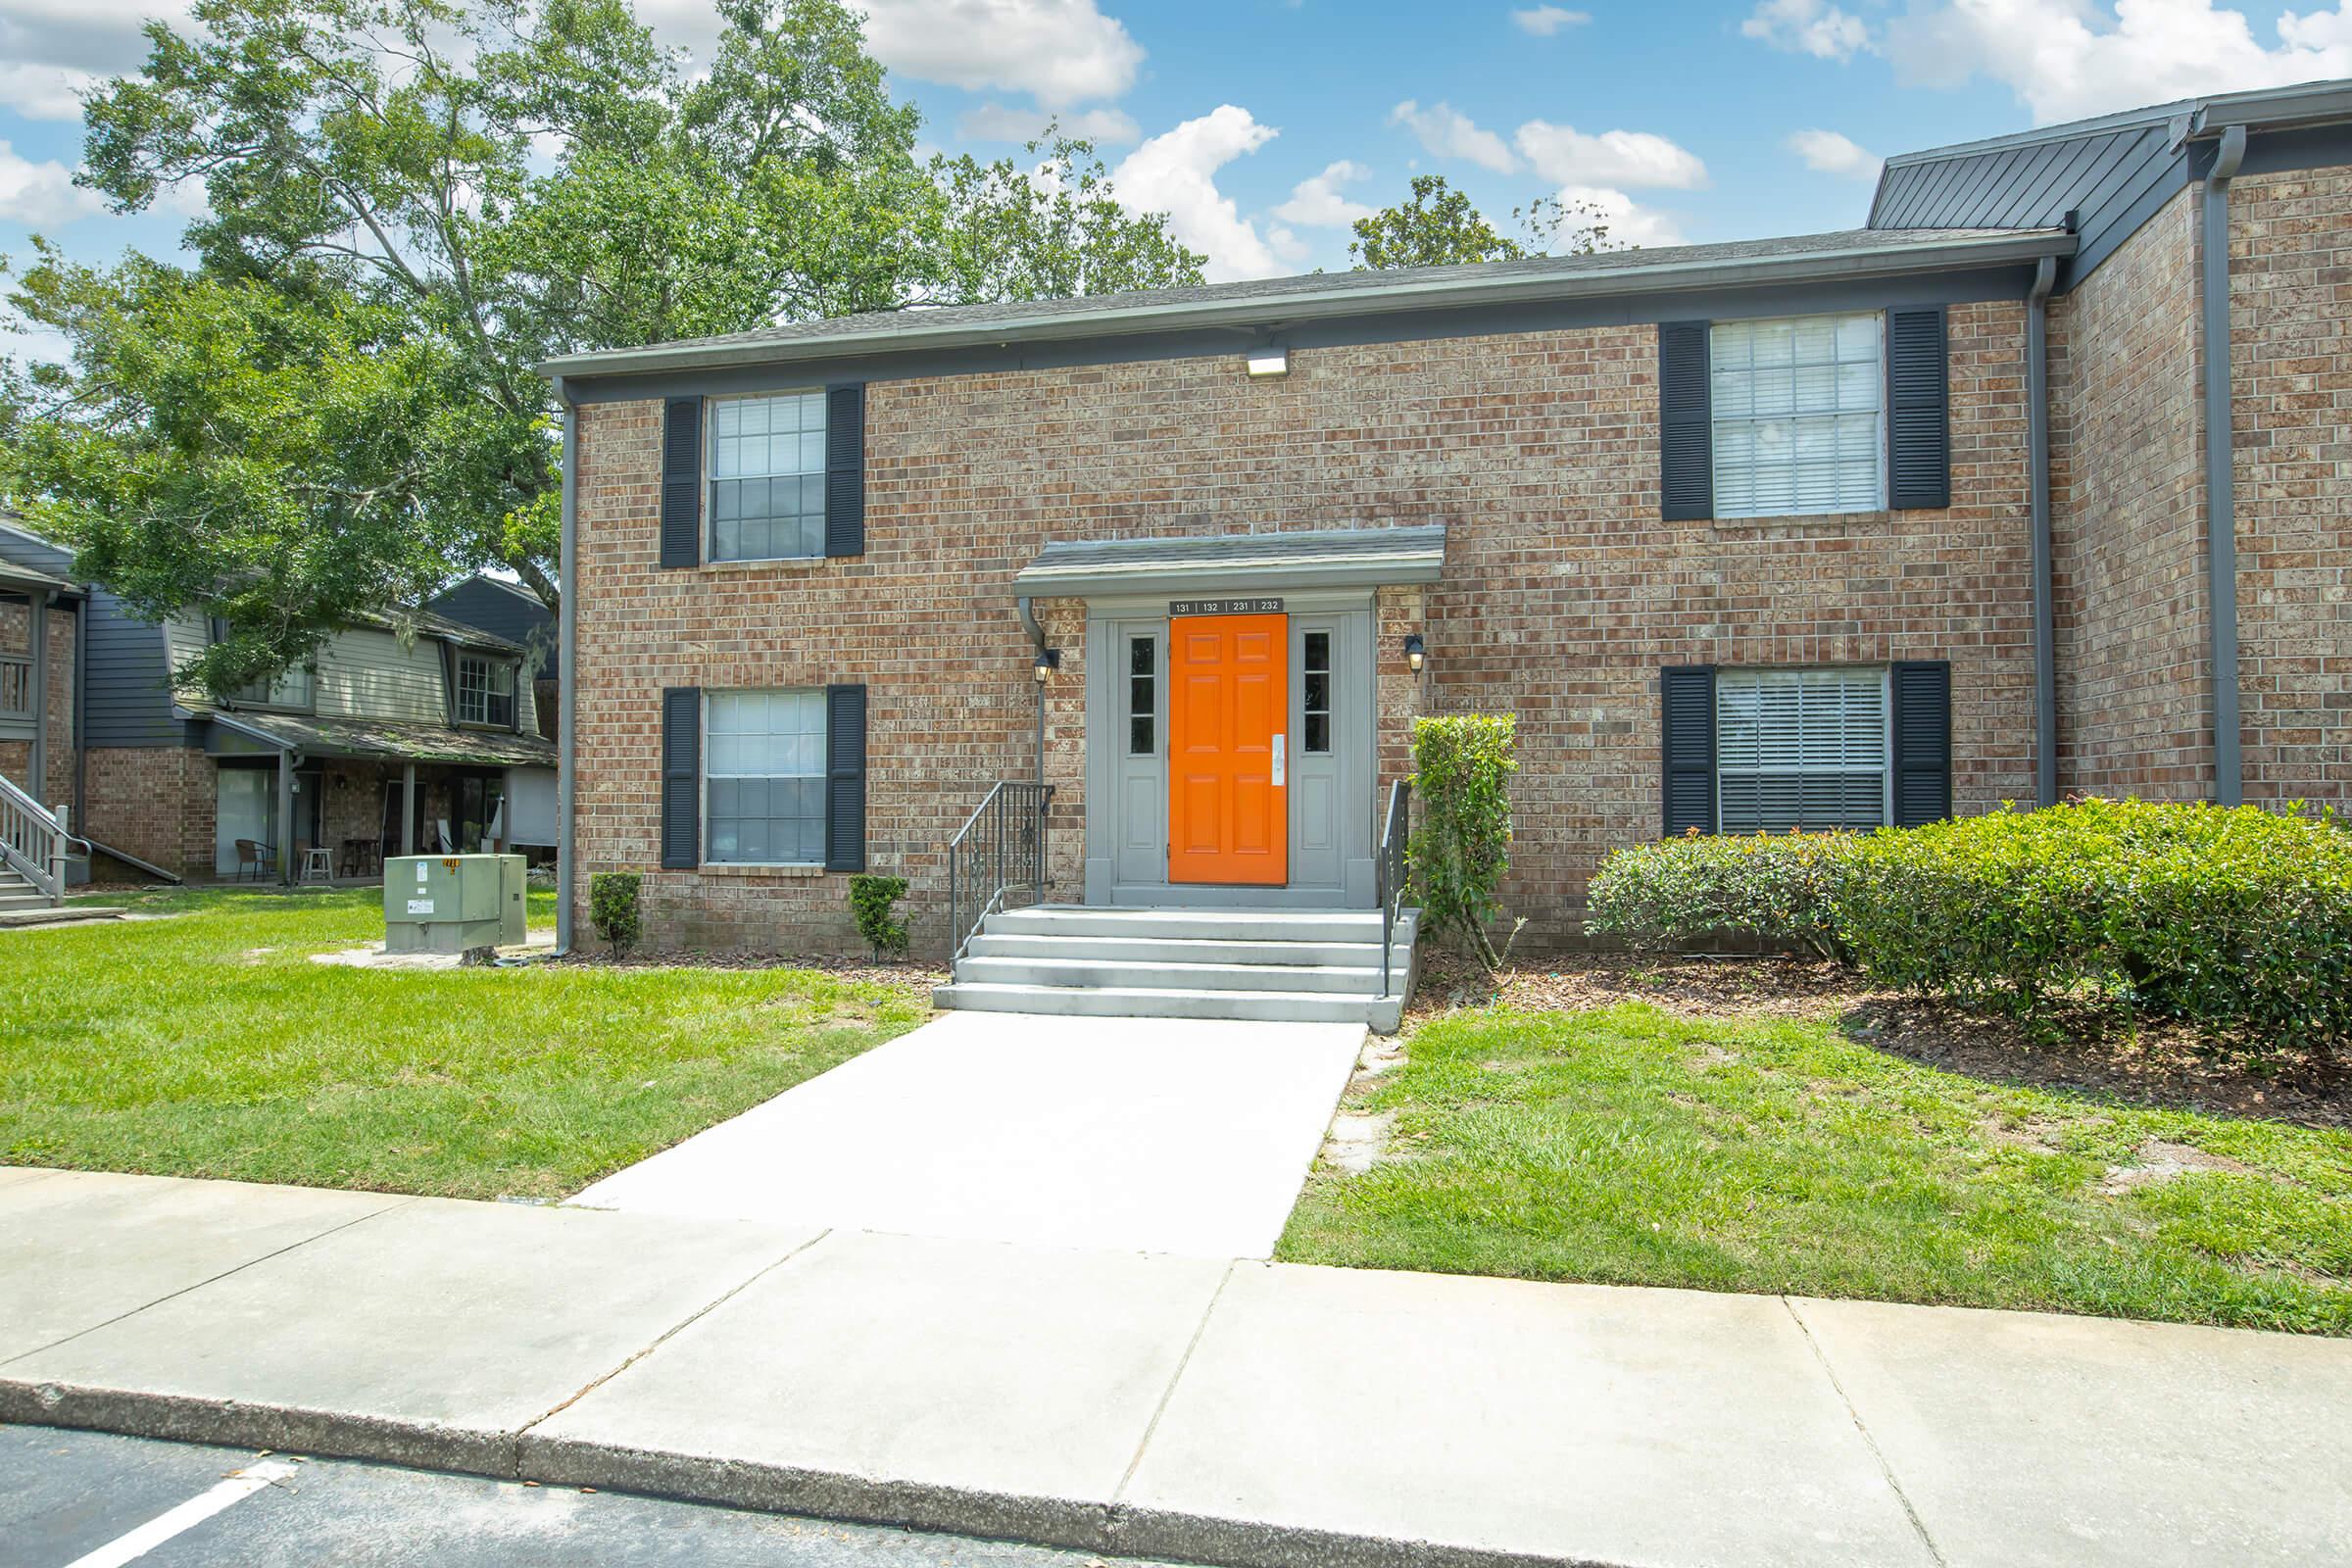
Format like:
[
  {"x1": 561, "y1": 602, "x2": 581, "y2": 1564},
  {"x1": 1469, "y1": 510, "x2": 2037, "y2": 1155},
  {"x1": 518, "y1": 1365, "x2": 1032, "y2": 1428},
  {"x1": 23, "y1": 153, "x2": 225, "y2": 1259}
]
[
  {"x1": 1246, "y1": 349, "x2": 1289, "y2": 377},
  {"x1": 1403, "y1": 634, "x2": 1426, "y2": 674},
  {"x1": 1033, "y1": 649, "x2": 1062, "y2": 684}
]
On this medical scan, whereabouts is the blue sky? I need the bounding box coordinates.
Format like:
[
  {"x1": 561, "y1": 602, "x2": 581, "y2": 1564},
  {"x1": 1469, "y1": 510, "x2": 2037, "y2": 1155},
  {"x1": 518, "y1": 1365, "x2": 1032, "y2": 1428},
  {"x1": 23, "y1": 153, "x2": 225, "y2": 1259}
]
[{"x1": 7, "y1": 0, "x2": 2352, "y2": 339}]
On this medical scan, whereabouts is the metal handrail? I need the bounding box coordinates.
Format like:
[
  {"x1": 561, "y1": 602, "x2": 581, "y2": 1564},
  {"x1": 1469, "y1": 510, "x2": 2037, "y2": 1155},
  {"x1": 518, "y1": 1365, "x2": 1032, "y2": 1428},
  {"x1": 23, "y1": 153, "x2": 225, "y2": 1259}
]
[
  {"x1": 0, "y1": 769, "x2": 73, "y2": 903},
  {"x1": 1376, "y1": 778, "x2": 1412, "y2": 997},
  {"x1": 946, "y1": 780, "x2": 1054, "y2": 963}
]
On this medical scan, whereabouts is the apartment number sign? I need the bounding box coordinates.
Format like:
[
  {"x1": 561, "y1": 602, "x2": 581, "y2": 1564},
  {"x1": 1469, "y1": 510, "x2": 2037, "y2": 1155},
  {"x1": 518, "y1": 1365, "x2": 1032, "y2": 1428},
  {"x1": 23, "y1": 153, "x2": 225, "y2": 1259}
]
[{"x1": 1169, "y1": 597, "x2": 1284, "y2": 615}]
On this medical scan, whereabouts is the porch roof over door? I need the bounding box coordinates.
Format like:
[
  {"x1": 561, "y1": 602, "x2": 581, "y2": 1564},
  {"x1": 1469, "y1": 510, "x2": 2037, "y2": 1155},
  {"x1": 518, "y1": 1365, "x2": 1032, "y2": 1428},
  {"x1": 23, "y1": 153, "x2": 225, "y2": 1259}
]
[{"x1": 1011, "y1": 524, "x2": 1446, "y2": 598}]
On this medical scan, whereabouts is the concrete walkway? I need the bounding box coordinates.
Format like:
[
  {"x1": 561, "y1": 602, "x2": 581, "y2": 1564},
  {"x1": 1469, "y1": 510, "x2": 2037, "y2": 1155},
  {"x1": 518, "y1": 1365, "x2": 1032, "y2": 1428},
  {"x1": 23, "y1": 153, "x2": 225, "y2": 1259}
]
[
  {"x1": 567, "y1": 1010, "x2": 1364, "y2": 1258},
  {"x1": 4, "y1": 1168, "x2": 2350, "y2": 1568}
]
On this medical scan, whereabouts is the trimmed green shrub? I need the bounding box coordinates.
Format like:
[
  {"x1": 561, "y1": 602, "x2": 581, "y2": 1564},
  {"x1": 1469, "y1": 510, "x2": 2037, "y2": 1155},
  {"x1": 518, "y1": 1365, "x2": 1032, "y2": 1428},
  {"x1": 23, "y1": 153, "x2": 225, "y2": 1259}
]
[
  {"x1": 1583, "y1": 799, "x2": 2352, "y2": 1056},
  {"x1": 588, "y1": 871, "x2": 641, "y2": 955},
  {"x1": 1835, "y1": 799, "x2": 2352, "y2": 1052},
  {"x1": 1408, "y1": 713, "x2": 1517, "y2": 967},
  {"x1": 1585, "y1": 830, "x2": 1856, "y2": 961},
  {"x1": 848, "y1": 873, "x2": 910, "y2": 961}
]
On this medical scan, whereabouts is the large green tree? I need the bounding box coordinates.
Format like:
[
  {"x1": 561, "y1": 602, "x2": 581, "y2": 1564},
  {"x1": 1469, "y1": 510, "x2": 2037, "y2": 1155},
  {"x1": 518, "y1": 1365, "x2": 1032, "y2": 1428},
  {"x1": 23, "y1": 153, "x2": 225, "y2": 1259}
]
[
  {"x1": 1349, "y1": 174, "x2": 1614, "y2": 270},
  {"x1": 1, "y1": 0, "x2": 1200, "y2": 694}
]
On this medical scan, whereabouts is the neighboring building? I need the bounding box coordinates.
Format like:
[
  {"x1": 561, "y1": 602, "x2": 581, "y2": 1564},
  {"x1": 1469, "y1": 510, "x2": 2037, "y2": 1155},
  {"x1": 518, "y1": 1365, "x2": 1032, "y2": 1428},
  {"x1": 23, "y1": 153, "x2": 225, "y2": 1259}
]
[
  {"x1": 430, "y1": 571, "x2": 561, "y2": 738},
  {"x1": 525, "y1": 81, "x2": 2343, "y2": 962},
  {"x1": 0, "y1": 515, "x2": 557, "y2": 884}
]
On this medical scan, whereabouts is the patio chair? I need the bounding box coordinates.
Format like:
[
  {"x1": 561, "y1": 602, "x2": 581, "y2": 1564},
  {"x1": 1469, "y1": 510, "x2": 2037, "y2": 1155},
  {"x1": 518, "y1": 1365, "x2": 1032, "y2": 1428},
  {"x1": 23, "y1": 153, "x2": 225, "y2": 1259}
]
[{"x1": 233, "y1": 839, "x2": 270, "y2": 882}]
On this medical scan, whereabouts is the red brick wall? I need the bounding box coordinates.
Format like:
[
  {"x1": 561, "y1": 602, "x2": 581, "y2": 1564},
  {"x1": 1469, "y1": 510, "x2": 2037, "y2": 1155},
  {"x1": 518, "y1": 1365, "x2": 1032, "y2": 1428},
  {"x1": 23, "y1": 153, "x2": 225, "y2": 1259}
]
[
  {"x1": 81, "y1": 747, "x2": 214, "y2": 878},
  {"x1": 2048, "y1": 187, "x2": 2213, "y2": 801},
  {"x1": 573, "y1": 302, "x2": 2039, "y2": 955},
  {"x1": 2229, "y1": 164, "x2": 2352, "y2": 806}
]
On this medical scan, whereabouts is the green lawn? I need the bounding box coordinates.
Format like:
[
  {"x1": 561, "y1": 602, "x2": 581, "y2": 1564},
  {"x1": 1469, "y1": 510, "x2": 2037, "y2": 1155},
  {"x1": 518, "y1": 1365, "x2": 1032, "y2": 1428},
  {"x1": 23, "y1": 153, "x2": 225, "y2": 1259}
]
[
  {"x1": 1280, "y1": 1004, "x2": 2352, "y2": 1336},
  {"x1": 1, "y1": 888, "x2": 927, "y2": 1200}
]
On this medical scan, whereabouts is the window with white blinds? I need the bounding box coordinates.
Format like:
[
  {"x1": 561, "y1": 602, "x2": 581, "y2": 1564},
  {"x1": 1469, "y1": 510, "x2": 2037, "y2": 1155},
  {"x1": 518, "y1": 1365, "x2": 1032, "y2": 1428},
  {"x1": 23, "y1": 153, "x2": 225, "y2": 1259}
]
[
  {"x1": 1710, "y1": 314, "x2": 1884, "y2": 519},
  {"x1": 705, "y1": 689, "x2": 827, "y2": 863},
  {"x1": 1716, "y1": 668, "x2": 1889, "y2": 832}
]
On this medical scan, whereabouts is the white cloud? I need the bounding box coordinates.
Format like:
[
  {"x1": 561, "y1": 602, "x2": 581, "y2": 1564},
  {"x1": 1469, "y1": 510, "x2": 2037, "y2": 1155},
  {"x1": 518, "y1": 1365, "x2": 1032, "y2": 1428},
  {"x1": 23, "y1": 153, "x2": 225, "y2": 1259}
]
[
  {"x1": 1787, "y1": 127, "x2": 1884, "y2": 180},
  {"x1": 1110, "y1": 106, "x2": 1282, "y2": 281},
  {"x1": 1511, "y1": 5, "x2": 1591, "y2": 34},
  {"x1": 1388, "y1": 99, "x2": 1519, "y2": 173},
  {"x1": 1267, "y1": 222, "x2": 1312, "y2": 265},
  {"x1": 1514, "y1": 121, "x2": 1709, "y2": 189},
  {"x1": 858, "y1": 0, "x2": 1142, "y2": 109},
  {"x1": 956, "y1": 102, "x2": 1141, "y2": 145},
  {"x1": 0, "y1": 141, "x2": 102, "y2": 226},
  {"x1": 0, "y1": 0, "x2": 196, "y2": 118},
  {"x1": 0, "y1": 61, "x2": 94, "y2": 120},
  {"x1": 1887, "y1": 0, "x2": 2352, "y2": 123},
  {"x1": 1272, "y1": 159, "x2": 1376, "y2": 227},
  {"x1": 1741, "y1": 0, "x2": 1874, "y2": 60},
  {"x1": 1553, "y1": 184, "x2": 1686, "y2": 247}
]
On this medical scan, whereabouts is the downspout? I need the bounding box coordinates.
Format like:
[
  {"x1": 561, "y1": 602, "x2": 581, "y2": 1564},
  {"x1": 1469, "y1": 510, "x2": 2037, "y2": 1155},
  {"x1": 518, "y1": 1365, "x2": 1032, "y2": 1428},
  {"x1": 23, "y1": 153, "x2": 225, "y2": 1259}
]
[
  {"x1": 2027, "y1": 256, "x2": 2058, "y2": 808},
  {"x1": 555, "y1": 376, "x2": 580, "y2": 955},
  {"x1": 1016, "y1": 594, "x2": 1048, "y2": 788},
  {"x1": 72, "y1": 589, "x2": 87, "y2": 831},
  {"x1": 2202, "y1": 124, "x2": 2247, "y2": 807}
]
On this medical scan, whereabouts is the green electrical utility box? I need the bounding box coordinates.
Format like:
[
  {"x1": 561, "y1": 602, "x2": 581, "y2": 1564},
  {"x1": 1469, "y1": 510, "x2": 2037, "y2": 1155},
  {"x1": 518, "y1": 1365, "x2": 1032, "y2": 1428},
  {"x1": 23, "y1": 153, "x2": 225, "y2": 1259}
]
[{"x1": 383, "y1": 854, "x2": 526, "y2": 955}]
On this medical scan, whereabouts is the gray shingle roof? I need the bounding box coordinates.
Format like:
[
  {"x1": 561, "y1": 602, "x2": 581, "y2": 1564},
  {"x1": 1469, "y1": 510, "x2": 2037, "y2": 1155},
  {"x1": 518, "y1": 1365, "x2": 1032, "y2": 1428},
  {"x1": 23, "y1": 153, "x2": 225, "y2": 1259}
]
[{"x1": 542, "y1": 226, "x2": 2072, "y2": 379}]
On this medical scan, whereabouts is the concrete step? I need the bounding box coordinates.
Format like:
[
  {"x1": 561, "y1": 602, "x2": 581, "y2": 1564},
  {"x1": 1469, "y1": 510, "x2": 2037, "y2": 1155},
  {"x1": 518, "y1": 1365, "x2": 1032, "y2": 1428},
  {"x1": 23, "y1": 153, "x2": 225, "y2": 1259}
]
[
  {"x1": 0, "y1": 892, "x2": 56, "y2": 912},
  {"x1": 964, "y1": 931, "x2": 1390, "y2": 968},
  {"x1": 985, "y1": 906, "x2": 1385, "y2": 945},
  {"x1": 932, "y1": 981, "x2": 1403, "y2": 1031},
  {"x1": 955, "y1": 955, "x2": 1388, "y2": 996}
]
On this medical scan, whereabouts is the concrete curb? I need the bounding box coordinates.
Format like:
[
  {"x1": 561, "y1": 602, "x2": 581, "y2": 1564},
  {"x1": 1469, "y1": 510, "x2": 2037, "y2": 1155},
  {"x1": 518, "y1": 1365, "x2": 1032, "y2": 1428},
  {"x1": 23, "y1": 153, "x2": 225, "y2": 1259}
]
[{"x1": 0, "y1": 1375, "x2": 1628, "y2": 1568}]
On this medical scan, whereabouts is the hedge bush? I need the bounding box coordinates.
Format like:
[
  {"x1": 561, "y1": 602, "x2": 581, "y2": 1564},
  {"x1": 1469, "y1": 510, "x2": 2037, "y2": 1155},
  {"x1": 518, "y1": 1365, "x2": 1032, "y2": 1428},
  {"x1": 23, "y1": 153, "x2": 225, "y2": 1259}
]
[
  {"x1": 1584, "y1": 800, "x2": 2352, "y2": 1055},
  {"x1": 848, "y1": 873, "x2": 910, "y2": 961},
  {"x1": 588, "y1": 871, "x2": 642, "y2": 955},
  {"x1": 1836, "y1": 800, "x2": 2352, "y2": 1051},
  {"x1": 1584, "y1": 830, "x2": 1855, "y2": 961},
  {"x1": 1408, "y1": 714, "x2": 1517, "y2": 967}
]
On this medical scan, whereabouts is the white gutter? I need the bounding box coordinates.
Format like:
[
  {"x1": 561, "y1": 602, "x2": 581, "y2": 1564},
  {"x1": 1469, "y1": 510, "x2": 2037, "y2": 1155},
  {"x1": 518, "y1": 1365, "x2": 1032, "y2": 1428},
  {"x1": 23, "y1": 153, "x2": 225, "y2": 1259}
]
[{"x1": 540, "y1": 230, "x2": 2076, "y2": 381}]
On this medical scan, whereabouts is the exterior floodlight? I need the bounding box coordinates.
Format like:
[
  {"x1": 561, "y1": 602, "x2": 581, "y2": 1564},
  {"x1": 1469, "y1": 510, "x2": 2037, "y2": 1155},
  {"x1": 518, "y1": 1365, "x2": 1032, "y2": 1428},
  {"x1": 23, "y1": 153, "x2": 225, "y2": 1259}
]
[{"x1": 1246, "y1": 350, "x2": 1289, "y2": 377}]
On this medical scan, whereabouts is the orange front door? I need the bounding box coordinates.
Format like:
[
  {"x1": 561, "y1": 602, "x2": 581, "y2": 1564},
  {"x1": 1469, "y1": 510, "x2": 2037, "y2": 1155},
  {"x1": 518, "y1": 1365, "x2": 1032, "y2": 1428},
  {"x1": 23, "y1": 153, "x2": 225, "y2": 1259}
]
[{"x1": 1168, "y1": 613, "x2": 1288, "y2": 885}]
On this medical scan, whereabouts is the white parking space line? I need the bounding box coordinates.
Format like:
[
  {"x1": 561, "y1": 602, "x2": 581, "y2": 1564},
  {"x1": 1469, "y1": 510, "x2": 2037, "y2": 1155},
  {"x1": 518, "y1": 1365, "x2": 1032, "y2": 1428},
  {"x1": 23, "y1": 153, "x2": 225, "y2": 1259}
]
[{"x1": 61, "y1": 1458, "x2": 300, "y2": 1568}]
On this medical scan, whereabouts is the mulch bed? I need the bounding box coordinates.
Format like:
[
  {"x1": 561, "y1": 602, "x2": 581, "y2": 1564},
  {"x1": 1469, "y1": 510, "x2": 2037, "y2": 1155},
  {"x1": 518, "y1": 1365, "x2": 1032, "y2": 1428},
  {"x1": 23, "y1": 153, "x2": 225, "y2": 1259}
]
[
  {"x1": 555, "y1": 947, "x2": 947, "y2": 1001},
  {"x1": 1408, "y1": 949, "x2": 2352, "y2": 1132}
]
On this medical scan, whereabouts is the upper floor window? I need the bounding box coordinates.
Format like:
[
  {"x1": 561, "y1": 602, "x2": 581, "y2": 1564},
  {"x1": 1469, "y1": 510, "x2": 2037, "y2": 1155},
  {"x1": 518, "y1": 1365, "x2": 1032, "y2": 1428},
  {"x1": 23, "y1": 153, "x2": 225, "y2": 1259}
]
[
  {"x1": 706, "y1": 688, "x2": 826, "y2": 864},
  {"x1": 233, "y1": 664, "x2": 314, "y2": 710},
  {"x1": 1711, "y1": 314, "x2": 1883, "y2": 519},
  {"x1": 710, "y1": 392, "x2": 828, "y2": 563},
  {"x1": 1716, "y1": 667, "x2": 1887, "y2": 833},
  {"x1": 456, "y1": 653, "x2": 515, "y2": 727}
]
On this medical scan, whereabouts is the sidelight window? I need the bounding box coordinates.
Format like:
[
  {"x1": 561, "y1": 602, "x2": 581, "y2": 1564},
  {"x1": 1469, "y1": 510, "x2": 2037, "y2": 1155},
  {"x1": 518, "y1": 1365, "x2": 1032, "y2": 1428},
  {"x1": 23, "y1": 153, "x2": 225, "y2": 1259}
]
[
  {"x1": 1128, "y1": 636, "x2": 1155, "y2": 756},
  {"x1": 1302, "y1": 631, "x2": 1332, "y2": 754}
]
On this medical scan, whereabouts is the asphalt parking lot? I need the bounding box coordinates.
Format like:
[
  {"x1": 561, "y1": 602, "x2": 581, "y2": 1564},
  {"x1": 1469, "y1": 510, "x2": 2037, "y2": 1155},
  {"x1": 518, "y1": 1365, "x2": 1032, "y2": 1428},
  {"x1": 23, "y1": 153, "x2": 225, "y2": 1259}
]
[{"x1": 1, "y1": 1424, "x2": 1160, "y2": 1568}]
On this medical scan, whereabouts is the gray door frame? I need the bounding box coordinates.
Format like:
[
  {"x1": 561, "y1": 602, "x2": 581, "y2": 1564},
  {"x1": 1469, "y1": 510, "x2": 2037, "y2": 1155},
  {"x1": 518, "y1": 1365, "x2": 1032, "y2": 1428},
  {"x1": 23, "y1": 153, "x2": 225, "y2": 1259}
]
[{"x1": 1082, "y1": 586, "x2": 1377, "y2": 909}]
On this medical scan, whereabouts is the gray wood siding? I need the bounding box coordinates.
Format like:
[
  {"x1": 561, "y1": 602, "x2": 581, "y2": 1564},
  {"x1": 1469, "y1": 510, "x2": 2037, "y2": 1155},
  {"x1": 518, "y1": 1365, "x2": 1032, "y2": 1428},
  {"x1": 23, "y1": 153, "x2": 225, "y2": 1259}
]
[
  {"x1": 428, "y1": 576, "x2": 558, "y2": 664},
  {"x1": 314, "y1": 627, "x2": 448, "y2": 722}
]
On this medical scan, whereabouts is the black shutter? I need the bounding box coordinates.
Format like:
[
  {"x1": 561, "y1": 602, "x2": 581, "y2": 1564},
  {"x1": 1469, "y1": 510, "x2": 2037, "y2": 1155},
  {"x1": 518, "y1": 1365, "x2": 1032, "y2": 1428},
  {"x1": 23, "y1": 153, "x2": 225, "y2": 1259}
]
[
  {"x1": 1890, "y1": 661, "x2": 1953, "y2": 826},
  {"x1": 825, "y1": 384, "x2": 865, "y2": 558},
  {"x1": 1660, "y1": 665, "x2": 1717, "y2": 836},
  {"x1": 825, "y1": 682, "x2": 867, "y2": 872},
  {"x1": 1658, "y1": 320, "x2": 1713, "y2": 522},
  {"x1": 1886, "y1": 308, "x2": 1950, "y2": 510},
  {"x1": 661, "y1": 686, "x2": 699, "y2": 868},
  {"x1": 661, "y1": 397, "x2": 703, "y2": 568}
]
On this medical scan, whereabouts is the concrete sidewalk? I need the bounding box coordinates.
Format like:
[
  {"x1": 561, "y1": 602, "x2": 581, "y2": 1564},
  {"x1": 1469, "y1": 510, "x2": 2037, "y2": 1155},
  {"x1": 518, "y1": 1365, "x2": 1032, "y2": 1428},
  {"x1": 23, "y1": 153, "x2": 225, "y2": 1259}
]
[
  {"x1": 4, "y1": 1168, "x2": 2349, "y2": 1568},
  {"x1": 566, "y1": 1010, "x2": 1362, "y2": 1258}
]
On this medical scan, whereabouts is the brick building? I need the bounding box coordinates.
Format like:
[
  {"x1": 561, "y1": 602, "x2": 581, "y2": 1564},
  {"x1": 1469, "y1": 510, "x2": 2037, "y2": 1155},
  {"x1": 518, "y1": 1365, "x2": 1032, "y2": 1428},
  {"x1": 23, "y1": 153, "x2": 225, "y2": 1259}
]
[
  {"x1": 535, "y1": 83, "x2": 2346, "y2": 972},
  {"x1": 0, "y1": 516, "x2": 558, "y2": 893}
]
